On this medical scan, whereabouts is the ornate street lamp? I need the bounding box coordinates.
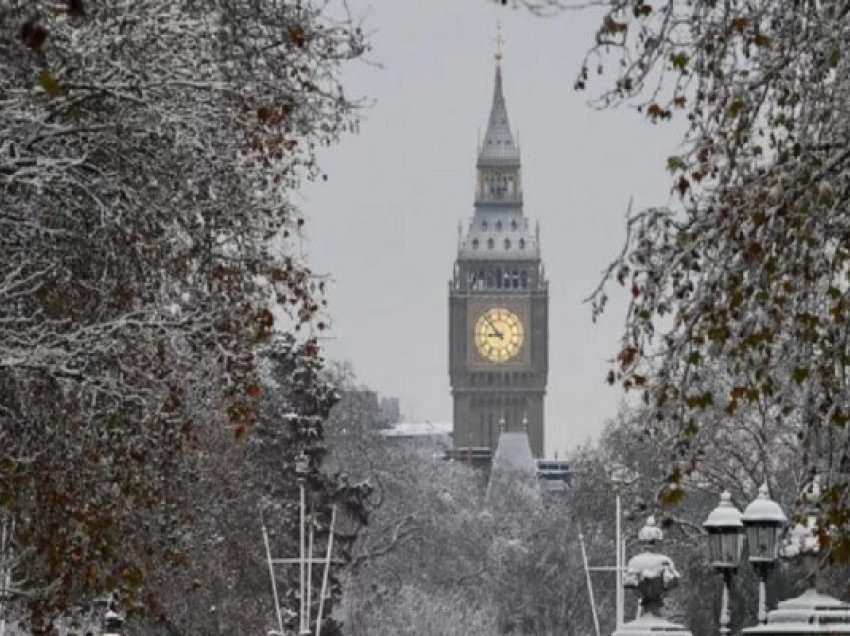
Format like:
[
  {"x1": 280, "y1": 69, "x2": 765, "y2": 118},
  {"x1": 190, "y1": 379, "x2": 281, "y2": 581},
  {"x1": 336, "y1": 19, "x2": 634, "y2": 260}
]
[
  {"x1": 742, "y1": 483, "x2": 787, "y2": 624},
  {"x1": 704, "y1": 491, "x2": 744, "y2": 636}
]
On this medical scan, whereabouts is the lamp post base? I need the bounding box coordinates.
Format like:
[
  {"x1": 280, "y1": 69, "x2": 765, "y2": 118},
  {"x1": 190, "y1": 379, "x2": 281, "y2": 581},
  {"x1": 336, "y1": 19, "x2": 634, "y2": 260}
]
[
  {"x1": 612, "y1": 614, "x2": 692, "y2": 636},
  {"x1": 742, "y1": 588, "x2": 850, "y2": 635}
]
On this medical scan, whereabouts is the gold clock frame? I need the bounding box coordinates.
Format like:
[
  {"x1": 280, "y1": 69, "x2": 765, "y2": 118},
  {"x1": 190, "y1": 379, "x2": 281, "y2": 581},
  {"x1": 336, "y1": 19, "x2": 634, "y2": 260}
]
[{"x1": 466, "y1": 298, "x2": 531, "y2": 368}]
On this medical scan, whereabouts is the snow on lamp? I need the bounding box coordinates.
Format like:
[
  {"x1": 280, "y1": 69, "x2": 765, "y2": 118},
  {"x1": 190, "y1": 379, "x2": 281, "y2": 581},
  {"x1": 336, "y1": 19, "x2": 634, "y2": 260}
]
[{"x1": 704, "y1": 491, "x2": 744, "y2": 570}]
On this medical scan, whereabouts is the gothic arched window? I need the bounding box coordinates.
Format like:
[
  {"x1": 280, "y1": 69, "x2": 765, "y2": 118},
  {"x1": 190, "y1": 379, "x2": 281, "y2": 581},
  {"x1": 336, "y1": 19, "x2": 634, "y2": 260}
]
[
  {"x1": 511, "y1": 219, "x2": 518, "y2": 231},
  {"x1": 512, "y1": 270, "x2": 519, "y2": 288},
  {"x1": 521, "y1": 270, "x2": 528, "y2": 288},
  {"x1": 495, "y1": 220, "x2": 503, "y2": 231},
  {"x1": 472, "y1": 238, "x2": 479, "y2": 249},
  {"x1": 504, "y1": 238, "x2": 511, "y2": 250},
  {"x1": 519, "y1": 238, "x2": 526, "y2": 250},
  {"x1": 487, "y1": 237, "x2": 494, "y2": 250}
]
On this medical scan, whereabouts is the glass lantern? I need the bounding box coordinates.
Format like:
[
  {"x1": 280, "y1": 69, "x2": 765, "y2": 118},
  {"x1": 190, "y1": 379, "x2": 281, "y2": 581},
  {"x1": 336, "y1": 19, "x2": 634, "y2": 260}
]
[
  {"x1": 742, "y1": 484, "x2": 787, "y2": 563},
  {"x1": 103, "y1": 609, "x2": 124, "y2": 632},
  {"x1": 295, "y1": 452, "x2": 310, "y2": 476},
  {"x1": 704, "y1": 491, "x2": 744, "y2": 570}
]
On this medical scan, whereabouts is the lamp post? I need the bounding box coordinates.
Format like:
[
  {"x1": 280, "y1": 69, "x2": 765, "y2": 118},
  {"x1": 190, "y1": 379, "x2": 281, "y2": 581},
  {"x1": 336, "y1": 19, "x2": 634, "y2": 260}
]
[
  {"x1": 704, "y1": 491, "x2": 744, "y2": 636},
  {"x1": 295, "y1": 452, "x2": 312, "y2": 636},
  {"x1": 742, "y1": 483, "x2": 787, "y2": 624}
]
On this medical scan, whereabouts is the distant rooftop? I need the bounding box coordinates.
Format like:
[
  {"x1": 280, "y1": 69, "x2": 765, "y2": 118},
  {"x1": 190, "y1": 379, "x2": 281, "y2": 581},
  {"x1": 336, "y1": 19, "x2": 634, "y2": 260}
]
[
  {"x1": 537, "y1": 459, "x2": 571, "y2": 494},
  {"x1": 380, "y1": 423, "x2": 570, "y2": 494},
  {"x1": 492, "y1": 432, "x2": 537, "y2": 474},
  {"x1": 380, "y1": 421, "x2": 452, "y2": 438},
  {"x1": 486, "y1": 431, "x2": 541, "y2": 505}
]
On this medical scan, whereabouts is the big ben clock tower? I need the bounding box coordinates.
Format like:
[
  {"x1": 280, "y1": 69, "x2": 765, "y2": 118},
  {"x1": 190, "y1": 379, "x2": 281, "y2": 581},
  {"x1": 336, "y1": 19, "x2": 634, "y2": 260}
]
[{"x1": 448, "y1": 49, "x2": 549, "y2": 458}]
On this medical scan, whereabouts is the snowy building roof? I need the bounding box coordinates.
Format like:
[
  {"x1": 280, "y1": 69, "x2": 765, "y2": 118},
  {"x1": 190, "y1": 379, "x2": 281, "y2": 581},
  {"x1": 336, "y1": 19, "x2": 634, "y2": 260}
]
[
  {"x1": 491, "y1": 432, "x2": 536, "y2": 472},
  {"x1": 536, "y1": 459, "x2": 571, "y2": 494},
  {"x1": 380, "y1": 420, "x2": 452, "y2": 439},
  {"x1": 486, "y1": 431, "x2": 541, "y2": 504}
]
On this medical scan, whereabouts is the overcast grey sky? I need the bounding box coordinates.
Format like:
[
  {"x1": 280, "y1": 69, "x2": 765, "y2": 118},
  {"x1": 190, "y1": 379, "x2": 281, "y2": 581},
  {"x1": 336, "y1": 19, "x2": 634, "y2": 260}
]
[{"x1": 301, "y1": 0, "x2": 683, "y2": 456}]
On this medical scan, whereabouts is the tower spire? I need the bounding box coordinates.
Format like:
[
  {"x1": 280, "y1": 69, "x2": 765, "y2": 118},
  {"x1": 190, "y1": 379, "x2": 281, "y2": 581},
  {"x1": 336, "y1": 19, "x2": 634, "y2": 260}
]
[{"x1": 479, "y1": 27, "x2": 519, "y2": 166}]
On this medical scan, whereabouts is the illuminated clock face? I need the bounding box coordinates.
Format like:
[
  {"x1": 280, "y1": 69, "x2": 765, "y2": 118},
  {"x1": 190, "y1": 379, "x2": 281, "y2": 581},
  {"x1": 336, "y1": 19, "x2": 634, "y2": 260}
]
[{"x1": 474, "y1": 307, "x2": 524, "y2": 363}]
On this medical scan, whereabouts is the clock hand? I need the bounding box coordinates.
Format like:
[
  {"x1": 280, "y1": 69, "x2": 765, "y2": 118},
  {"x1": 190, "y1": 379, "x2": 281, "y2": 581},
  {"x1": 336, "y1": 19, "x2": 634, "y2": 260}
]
[
  {"x1": 484, "y1": 316, "x2": 504, "y2": 338},
  {"x1": 487, "y1": 331, "x2": 504, "y2": 339}
]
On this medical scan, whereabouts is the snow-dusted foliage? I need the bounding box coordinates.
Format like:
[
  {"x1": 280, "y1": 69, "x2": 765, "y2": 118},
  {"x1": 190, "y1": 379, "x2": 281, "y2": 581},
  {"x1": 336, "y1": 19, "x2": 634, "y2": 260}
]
[
  {"x1": 518, "y1": 0, "x2": 850, "y2": 554},
  {"x1": 0, "y1": 0, "x2": 364, "y2": 629},
  {"x1": 322, "y1": 373, "x2": 608, "y2": 636},
  {"x1": 135, "y1": 336, "x2": 369, "y2": 636}
]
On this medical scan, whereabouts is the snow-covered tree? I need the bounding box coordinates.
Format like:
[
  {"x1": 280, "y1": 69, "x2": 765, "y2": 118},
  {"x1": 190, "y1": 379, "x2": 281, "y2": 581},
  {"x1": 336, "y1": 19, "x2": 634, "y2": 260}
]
[
  {"x1": 507, "y1": 0, "x2": 850, "y2": 556},
  {"x1": 0, "y1": 0, "x2": 365, "y2": 629},
  {"x1": 133, "y1": 336, "x2": 368, "y2": 636},
  {"x1": 322, "y1": 369, "x2": 608, "y2": 636}
]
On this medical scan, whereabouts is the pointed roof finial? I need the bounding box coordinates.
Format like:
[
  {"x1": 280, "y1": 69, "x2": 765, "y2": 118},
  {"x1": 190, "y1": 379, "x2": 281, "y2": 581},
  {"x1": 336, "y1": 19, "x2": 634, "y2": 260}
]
[{"x1": 495, "y1": 21, "x2": 504, "y2": 63}]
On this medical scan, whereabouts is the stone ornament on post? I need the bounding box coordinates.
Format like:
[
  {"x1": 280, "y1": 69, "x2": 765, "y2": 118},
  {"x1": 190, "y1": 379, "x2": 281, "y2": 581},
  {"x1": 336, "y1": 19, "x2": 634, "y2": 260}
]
[
  {"x1": 612, "y1": 516, "x2": 692, "y2": 636},
  {"x1": 703, "y1": 491, "x2": 744, "y2": 636}
]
